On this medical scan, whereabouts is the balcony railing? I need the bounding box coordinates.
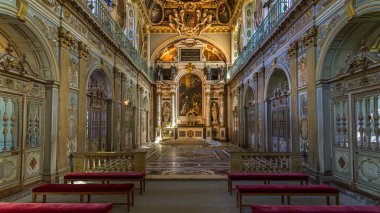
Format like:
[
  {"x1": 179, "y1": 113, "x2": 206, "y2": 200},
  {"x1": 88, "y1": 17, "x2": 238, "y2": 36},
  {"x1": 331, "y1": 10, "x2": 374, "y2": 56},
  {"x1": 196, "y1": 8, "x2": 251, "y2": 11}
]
[
  {"x1": 229, "y1": 152, "x2": 303, "y2": 172},
  {"x1": 71, "y1": 152, "x2": 147, "y2": 172},
  {"x1": 78, "y1": 0, "x2": 152, "y2": 80},
  {"x1": 227, "y1": 0, "x2": 295, "y2": 80}
]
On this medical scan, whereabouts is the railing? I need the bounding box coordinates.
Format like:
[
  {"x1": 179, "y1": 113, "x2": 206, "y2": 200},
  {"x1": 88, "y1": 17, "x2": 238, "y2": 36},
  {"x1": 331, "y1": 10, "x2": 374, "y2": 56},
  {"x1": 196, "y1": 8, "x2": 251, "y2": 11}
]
[
  {"x1": 229, "y1": 152, "x2": 303, "y2": 172},
  {"x1": 355, "y1": 0, "x2": 370, "y2": 7},
  {"x1": 78, "y1": 0, "x2": 152, "y2": 80},
  {"x1": 227, "y1": 0, "x2": 295, "y2": 80},
  {"x1": 71, "y1": 152, "x2": 147, "y2": 172}
]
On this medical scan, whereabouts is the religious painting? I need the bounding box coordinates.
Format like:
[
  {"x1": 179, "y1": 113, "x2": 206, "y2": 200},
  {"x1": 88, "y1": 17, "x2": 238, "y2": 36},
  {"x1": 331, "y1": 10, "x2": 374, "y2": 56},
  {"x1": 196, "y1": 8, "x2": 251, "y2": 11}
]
[
  {"x1": 179, "y1": 73, "x2": 202, "y2": 116},
  {"x1": 217, "y1": 3, "x2": 230, "y2": 24},
  {"x1": 116, "y1": 0, "x2": 126, "y2": 30},
  {"x1": 255, "y1": 0, "x2": 264, "y2": 26},
  {"x1": 150, "y1": 3, "x2": 163, "y2": 24}
]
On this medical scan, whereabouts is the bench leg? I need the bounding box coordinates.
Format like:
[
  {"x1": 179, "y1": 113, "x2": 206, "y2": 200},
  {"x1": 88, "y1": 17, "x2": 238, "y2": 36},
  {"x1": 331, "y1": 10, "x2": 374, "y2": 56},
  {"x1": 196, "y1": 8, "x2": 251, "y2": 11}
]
[
  {"x1": 32, "y1": 194, "x2": 37, "y2": 203},
  {"x1": 71, "y1": 180, "x2": 74, "y2": 184},
  {"x1": 43, "y1": 195, "x2": 46, "y2": 203},
  {"x1": 80, "y1": 194, "x2": 84, "y2": 203},
  {"x1": 88, "y1": 194, "x2": 91, "y2": 203},
  {"x1": 281, "y1": 195, "x2": 284, "y2": 204},
  {"x1": 326, "y1": 196, "x2": 330, "y2": 205},
  {"x1": 287, "y1": 195, "x2": 291, "y2": 205},
  {"x1": 336, "y1": 194, "x2": 340, "y2": 205},
  {"x1": 300, "y1": 181, "x2": 303, "y2": 185}
]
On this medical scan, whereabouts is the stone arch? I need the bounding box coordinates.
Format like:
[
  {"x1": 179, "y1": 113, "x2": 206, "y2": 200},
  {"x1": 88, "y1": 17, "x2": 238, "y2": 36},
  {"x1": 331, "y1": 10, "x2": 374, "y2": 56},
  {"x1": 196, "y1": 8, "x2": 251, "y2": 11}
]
[
  {"x1": 265, "y1": 65, "x2": 291, "y2": 100},
  {"x1": 150, "y1": 35, "x2": 230, "y2": 65},
  {"x1": 0, "y1": 13, "x2": 58, "y2": 81},
  {"x1": 316, "y1": 3, "x2": 380, "y2": 81},
  {"x1": 265, "y1": 68, "x2": 291, "y2": 152},
  {"x1": 86, "y1": 69, "x2": 113, "y2": 152}
]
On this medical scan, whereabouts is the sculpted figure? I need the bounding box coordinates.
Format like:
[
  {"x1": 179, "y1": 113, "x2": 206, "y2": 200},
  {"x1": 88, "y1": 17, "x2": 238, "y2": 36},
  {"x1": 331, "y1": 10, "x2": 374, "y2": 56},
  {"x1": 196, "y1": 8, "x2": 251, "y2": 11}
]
[{"x1": 211, "y1": 102, "x2": 219, "y2": 126}]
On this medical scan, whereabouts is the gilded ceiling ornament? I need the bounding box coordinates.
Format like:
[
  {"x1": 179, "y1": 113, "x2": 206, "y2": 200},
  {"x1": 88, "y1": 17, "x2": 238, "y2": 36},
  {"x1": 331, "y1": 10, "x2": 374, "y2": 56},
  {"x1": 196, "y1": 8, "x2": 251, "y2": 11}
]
[
  {"x1": 16, "y1": 0, "x2": 28, "y2": 22},
  {"x1": 345, "y1": 0, "x2": 356, "y2": 20}
]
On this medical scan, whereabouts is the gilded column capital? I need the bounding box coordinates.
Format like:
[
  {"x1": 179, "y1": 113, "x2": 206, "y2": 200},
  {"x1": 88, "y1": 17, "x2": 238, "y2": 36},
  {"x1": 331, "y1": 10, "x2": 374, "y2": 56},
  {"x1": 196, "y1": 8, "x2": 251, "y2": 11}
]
[
  {"x1": 301, "y1": 26, "x2": 318, "y2": 48},
  {"x1": 58, "y1": 27, "x2": 74, "y2": 49},
  {"x1": 287, "y1": 41, "x2": 298, "y2": 57},
  {"x1": 78, "y1": 41, "x2": 89, "y2": 59}
]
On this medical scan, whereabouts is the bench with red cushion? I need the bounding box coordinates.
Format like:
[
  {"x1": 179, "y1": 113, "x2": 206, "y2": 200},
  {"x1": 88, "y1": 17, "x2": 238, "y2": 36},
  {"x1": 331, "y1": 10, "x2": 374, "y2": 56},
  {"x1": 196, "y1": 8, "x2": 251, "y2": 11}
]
[
  {"x1": 0, "y1": 203, "x2": 113, "y2": 213},
  {"x1": 251, "y1": 205, "x2": 380, "y2": 213},
  {"x1": 228, "y1": 172, "x2": 308, "y2": 195},
  {"x1": 236, "y1": 184, "x2": 339, "y2": 213},
  {"x1": 64, "y1": 172, "x2": 146, "y2": 195},
  {"x1": 32, "y1": 184, "x2": 134, "y2": 212}
]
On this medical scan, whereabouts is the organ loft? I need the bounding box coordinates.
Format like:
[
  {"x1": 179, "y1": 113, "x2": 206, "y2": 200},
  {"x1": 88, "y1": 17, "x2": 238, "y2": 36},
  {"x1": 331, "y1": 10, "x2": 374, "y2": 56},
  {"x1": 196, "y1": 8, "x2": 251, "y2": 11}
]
[{"x1": 0, "y1": 0, "x2": 379, "y2": 212}]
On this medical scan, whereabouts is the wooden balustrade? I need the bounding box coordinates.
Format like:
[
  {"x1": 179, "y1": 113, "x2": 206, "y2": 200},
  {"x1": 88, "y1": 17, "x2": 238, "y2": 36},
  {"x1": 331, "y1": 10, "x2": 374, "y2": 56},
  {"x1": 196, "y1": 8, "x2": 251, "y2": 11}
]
[
  {"x1": 71, "y1": 152, "x2": 147, "y2": 172},
  {"x1": 229, "y1": 152, "x2": 303, "y2": 173}
]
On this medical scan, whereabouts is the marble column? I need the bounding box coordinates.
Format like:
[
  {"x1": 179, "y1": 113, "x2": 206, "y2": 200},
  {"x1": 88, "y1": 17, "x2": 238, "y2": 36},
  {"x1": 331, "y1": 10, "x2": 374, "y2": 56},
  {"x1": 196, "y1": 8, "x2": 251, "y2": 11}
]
[
  {"x1": 287, "y1": 41, "x2": 299, "y2": 152},
  {"x1": 304, "y1": 26, "x2": 319, "y2": 173},
  {"x1": 77, "y1": 41, "x2": 89, "y2": 153},
  {"x1": 136, "y1": 85, "x2": 141, "y2": 147},
  {"x1": 57, "y1": 27, "x2": 73, "y2": 180},
  {"x1": 219, "y1": 91, "x2": 225, "y2": 127},
  {"x1": 205, "y1": 84, "x2": 211, "y2": 127},
  {"x1": 170, "y1": 83, "x2": 176, "y2": 127},
  {"x1": 156, "y1": 83, "x2": 162, "y2": 140},
  {"x1": 138, "y1": 87, "x2": 143, "y2": 146}
]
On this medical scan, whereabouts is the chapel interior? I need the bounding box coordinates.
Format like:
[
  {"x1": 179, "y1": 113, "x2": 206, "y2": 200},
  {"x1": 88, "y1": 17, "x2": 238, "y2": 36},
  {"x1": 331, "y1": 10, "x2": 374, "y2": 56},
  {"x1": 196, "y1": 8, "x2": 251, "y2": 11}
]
[{"x1": 0, "y1": 0, "x2": 380, "y2": 212}]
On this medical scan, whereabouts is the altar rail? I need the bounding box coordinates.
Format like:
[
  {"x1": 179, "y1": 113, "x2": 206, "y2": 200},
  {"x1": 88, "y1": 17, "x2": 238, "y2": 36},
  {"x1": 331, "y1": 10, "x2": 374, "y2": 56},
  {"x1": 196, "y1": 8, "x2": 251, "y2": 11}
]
[
  {"x1": 71, "y1": 152, "x2": 147, "y2": 172},
  {"x1": 229, "y1": 152, "x2": 303, "y2": 173}
]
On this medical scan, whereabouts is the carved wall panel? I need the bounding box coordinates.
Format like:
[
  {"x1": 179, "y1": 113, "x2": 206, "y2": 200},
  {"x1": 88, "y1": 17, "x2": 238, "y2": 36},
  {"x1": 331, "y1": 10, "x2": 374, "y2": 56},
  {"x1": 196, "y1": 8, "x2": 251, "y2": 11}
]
[
  {"x1": 334, "y1": 147, "x2": 351, "y2": 179},
  {"x1": 298, "y1": 92, "x2": 308, "y2": 152}
]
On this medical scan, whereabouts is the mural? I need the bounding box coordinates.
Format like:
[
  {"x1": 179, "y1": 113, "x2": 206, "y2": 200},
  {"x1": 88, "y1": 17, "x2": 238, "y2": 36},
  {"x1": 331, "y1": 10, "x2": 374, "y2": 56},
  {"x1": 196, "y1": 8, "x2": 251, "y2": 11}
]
[
  {"x1": 179, "y1": 73, "x2": 202, "y2": 116},
  {"x1": 218, "y1": 3, "x2": 230, "y2": 24},
  {"x1": 151, "y1": 3, "x2": 163, "y2": 24}
]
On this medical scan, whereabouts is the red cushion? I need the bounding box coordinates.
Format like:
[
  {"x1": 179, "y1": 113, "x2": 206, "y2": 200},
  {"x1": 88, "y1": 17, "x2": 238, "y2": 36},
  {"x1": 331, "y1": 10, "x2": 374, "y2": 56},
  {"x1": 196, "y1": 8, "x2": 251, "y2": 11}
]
[
  {"x1": 251, "y1": 205, "x2": 380, "y2": 213},
  {"x1": 0, "y1": 203, "x2": 113, "y2": 213},
  {"x1": 64, "y1": 172, "x2": 145, "y2": 180},
  {"x1": 236, "y1": 184, "x2": 338, "y2": 194},
  {"x1": 32, "y1": 184, "x2": 134, "y2": 193},
  {"x1": 228, "y1": 172, "x2": 308, "y2": 181}
]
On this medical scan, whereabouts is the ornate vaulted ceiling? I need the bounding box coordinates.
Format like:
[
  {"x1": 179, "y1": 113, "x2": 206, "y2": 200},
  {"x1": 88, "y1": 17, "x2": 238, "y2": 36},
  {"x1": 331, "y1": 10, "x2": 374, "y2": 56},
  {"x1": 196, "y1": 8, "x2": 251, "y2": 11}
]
[{"x1": 144, "y1": 0, "x2": 244, "y2": 35}]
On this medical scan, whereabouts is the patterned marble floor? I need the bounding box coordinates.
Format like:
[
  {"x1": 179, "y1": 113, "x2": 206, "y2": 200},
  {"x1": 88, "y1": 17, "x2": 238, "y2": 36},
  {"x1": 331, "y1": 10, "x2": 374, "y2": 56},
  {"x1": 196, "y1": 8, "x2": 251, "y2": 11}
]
[{"x1": 145, "y1": 139, "x2": 246, "y2": 177}]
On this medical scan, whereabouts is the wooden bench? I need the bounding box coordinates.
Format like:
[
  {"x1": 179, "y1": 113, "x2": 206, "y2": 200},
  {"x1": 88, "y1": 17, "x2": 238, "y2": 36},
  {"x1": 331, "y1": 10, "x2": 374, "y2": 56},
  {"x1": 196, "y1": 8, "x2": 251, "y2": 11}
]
[
  {"x1": 236, "y1": 184, "x2": 339, "y2": 213},
  {"x1": 64, "y1": 172, "x2": 146, "y2": 195},
  {"x1": 228, "y1": 172, "x2": 309, "y2": 195},
  {"x1": 250, "y1": 205, "x2": 380, "y2": 213},
  {"x1": 0, "y1": 203, "x2": 113, "y2": 213},
  {"x1": 32, "y1": 184, "x2": 134, "y2": 212}
]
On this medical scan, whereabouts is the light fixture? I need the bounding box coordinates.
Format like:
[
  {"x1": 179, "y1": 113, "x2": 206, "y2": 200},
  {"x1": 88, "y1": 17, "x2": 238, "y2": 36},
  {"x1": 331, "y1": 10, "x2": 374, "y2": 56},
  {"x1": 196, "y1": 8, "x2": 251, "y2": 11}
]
[{"x1": 124, "y1": 99, "x2": 130, "y2": 106}]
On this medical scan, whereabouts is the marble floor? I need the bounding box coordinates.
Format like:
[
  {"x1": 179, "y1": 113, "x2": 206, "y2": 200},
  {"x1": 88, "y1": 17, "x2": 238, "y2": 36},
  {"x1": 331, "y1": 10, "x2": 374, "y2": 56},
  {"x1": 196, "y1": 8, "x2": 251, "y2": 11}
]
[{"x1": 145, "y1": 139, "x2": 245, "y2": 178}]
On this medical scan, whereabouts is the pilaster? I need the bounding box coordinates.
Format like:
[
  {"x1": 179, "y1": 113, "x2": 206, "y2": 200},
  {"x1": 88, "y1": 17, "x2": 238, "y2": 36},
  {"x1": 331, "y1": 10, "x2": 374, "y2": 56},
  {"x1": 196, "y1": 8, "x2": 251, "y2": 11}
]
[
  {"x1": 113, "y1": 68, "x2": 121, "y2": 151},
  {"x1": 57, "y1": 26, "x2": 74, "y2": 179},
  {"x1": 77, "y1": 41, "x2": 88, "y2": 153},
  {"x1": 302, "y1": 26, "x2": 319, "y2": 173},
  {"x1": 287, "y1": 40, "x2": 300, "y2": 152}
]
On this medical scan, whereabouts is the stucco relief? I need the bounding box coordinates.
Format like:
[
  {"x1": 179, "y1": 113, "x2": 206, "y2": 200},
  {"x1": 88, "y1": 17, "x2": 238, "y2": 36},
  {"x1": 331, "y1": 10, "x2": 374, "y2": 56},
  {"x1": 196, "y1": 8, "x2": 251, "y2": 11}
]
[
  {"x1": 67, "y1": 100, "x2": 77, "y2": 156},
  {"x1": 69, "y1": 58, "x2": 79, "y2": 89},
  {"x1": 0, "y1": 155, "x2": 18, "y2": 185},
  {"x1": 297, "y1": 56, "x2": 307, "y2": 87},
  {"x1": 33, "y1": 15, "x2": 58, "y2": 52},
  {"x1": 359, "y1": 157, "x2": 380, "y2": 182}
]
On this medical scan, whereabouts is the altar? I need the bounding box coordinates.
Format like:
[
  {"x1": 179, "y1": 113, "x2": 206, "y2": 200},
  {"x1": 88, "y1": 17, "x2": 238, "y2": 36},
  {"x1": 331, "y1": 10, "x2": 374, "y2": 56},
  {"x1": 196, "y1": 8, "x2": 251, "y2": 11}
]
[{"x1": 178, "y1": 127, "x2": 204, "y2": 139}]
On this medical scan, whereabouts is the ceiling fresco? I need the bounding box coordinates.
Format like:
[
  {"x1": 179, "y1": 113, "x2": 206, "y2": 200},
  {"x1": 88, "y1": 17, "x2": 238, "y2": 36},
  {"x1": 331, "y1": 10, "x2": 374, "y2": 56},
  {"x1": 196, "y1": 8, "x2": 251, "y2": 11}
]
[{"x1": 145, "y1": 0, "x2": 241, "y2": 35}]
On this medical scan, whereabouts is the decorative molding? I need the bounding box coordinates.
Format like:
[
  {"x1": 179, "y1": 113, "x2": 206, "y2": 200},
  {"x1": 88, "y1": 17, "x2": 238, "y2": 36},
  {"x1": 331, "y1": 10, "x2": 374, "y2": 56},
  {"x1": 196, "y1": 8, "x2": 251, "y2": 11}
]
[{"x1": 58, "y1": 27, "x2": 75, "y2": 49}]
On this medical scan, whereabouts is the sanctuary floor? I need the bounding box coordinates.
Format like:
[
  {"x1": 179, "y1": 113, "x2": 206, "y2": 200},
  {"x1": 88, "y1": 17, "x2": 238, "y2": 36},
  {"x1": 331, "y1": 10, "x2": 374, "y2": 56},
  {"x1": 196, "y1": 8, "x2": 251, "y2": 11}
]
[{"x1": 145, "y1": 139, "x2": 245, "y2": 178}]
